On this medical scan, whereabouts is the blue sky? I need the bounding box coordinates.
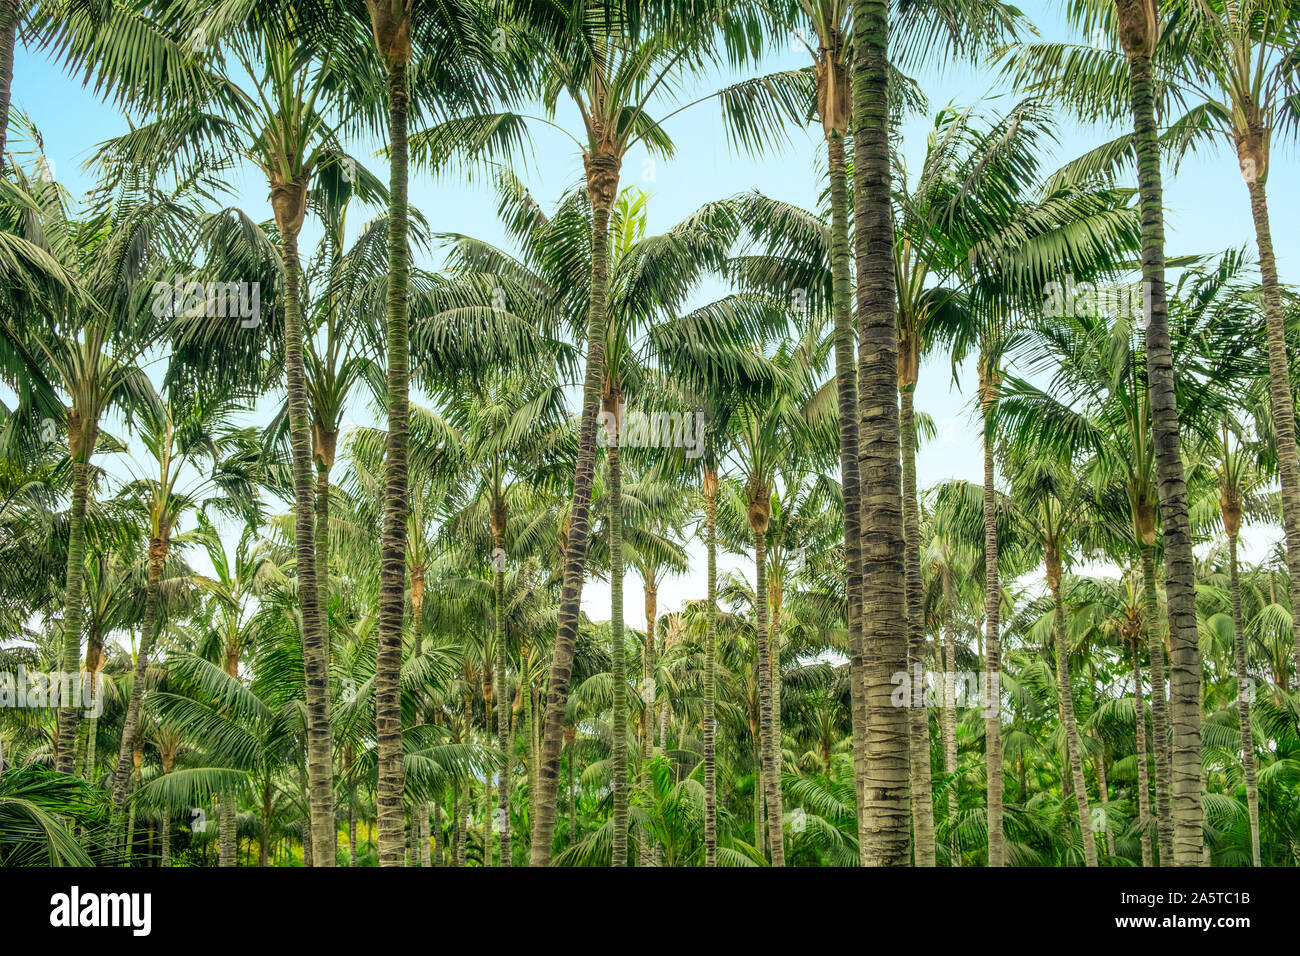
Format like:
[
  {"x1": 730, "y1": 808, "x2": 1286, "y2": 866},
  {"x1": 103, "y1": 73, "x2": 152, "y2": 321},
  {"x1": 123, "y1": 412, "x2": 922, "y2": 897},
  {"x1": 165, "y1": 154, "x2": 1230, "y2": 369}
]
[{"x1": 11, "y1": 1, "x2": 1297, "y2": 627}]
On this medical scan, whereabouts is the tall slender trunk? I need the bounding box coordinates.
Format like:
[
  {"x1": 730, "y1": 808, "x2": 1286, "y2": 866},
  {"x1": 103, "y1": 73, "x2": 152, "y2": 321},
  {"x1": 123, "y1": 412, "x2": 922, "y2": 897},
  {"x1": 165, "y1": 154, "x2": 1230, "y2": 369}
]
[
  {"x1": 111, "y1": 537, "x2": 165, "y2": 821},
  {"x1": 55, "y1": 456, "x2": 92, "y2": 774},
  {"x1": 81, "y1": 620, "x2": 103, "y2": 781},
  {"x1": 374, "y1": 59, "x2": 410, "y2": 867},
  {"x1": 0, "y1": 0, "x2": 17, "y2": 175},
  {"x1": 638, "y1": 580, "x2": 657, "y2": 867},
  {"x1": 1122, "y1": 24, "x2": 1204, "y2": 864},
  {"x1": 492, "y1": 521, "x2": 512, "y2": 866},
  {"x1": 979, "y1": 377, "x2": 1004, "y2": 867},
  {"x1": 1226, "y1": 531, "x2": 1261, "y2": 866},
  {"x1": 273, "y1": 206, "x2": 333, "y2": 866},
  {"x1": 900, "y1": 387, "x2": 935, "y2": 864},
  {"x1": 752, "y1": 518, "x2": 785, "y2": 865},
  {"x1": 607, "y1": 399, "x2": 628, "y2": 866},
  {"x1": 1139, "y1": 541, "x2": 1173, "y2": 863},
  {"x1": 531, "y1": 150, "x2": 619, "y2": 865},
  {"x1": 702, "y1": 468, "x2": 719, "y2": 867},
  {"x1": 1132, "y1": 645, "x2": 1153, "y2": 867},
  {"x1": 828, "y1": 131, "x2": 869, "y2": 845},
  {"x1": 1045, "y1": 547, "x2": 1097, "y2": 866},
  {"x1": 1244, "y1": 176, "x2": 1300, "y2": 693},
  {"x1": 853, "y1": 0, "x2": 911, "y2": 866},
  {"x1": 943, "y1": 624, "x2": 960, "y2": 866},
  {"x1": 219, "y1": 793, "x2": 236, "y2": 867}
]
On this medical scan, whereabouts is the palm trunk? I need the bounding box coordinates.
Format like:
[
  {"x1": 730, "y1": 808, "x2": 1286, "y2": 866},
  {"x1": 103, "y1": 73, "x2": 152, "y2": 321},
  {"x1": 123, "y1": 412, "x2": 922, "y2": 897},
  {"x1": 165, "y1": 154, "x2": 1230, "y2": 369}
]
[
  {"x1": 274, "y1": 213, "x2": 334, "y2": 867},
  {"x1": 1227, "y1": 531, "x2": 1261, "y2": 865},
  {"x1": 703, "y1": 468, "x2": 719, "y2": 867},
  {"x1": 753, "y1": 521, "x2": 785, "y2": 865},
  {"x1": 220, "y1": 792, "x2": 236, "y2": 867},
  {"x1": 901, "y1": 387, "x2": 936, "y2": 864},
  {"x1": 81, "y1": 620, "x2": 103, "y2": 781},
  {"x1": 531, "y1": 150, "x2": 619, "y2": 865},
  {"x1": 0, "y1": 0, "x2": 17, "y2": 173},
  {"x1": 111, "y1": 537, "x2": 165, "y2": 821},
  {"x1": 608, "y1": 408, "x2": 628, "y2": 866},
  {"x1": 55, "y1": 457, "x2": 92, "y2": 774},
  {"x1": 492, "y1": 525, "x2": 512, "y2": 866},
  {"x1": 1132, "y1": 645, "x2": 1153, "y2": 867},
  {"x1": 853, "y1": 0, "x2": 911, "y2": 867},
  {"x1": 1245, "y1": 178, "x2": 1300, "y2": 693},
  {"x1": 979, "y1": 381, "x2": 1004, "y2": 867},
  {"x1": 1046, "y1": 547, "x2": 1097, "y2": 866},
  {"x1": 639, "y1": 581, "x2": 657, "y2": 867},
  {"x1": 1125, "y1": 40, "x2": 1204, "y2": 867},
  {"x1": 1139, "y1": 541, "x2": 1174, "y2": 863},
  {"x1": 827, "y1": 132, "x2": 869, "y2": 846},
  {"x1": 374, "y1": 60, "x2": 410, "y2": 867},
  {"x1": 943, "y1": 624, "x2": 960, "y2": 866}
]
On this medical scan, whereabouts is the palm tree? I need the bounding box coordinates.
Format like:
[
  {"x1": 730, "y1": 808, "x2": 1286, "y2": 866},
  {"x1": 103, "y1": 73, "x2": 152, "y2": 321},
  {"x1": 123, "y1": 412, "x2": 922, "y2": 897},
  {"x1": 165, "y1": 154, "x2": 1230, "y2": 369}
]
[
  {"x1": 0, "y1": 162, "x2": 179, "y2": 776},
  {"x1": 108, "y1": 386, "x2": 257, "y2": 842},
  {"x1": 1201, "y1": 411, "x2": 1269, "y2": 865}
]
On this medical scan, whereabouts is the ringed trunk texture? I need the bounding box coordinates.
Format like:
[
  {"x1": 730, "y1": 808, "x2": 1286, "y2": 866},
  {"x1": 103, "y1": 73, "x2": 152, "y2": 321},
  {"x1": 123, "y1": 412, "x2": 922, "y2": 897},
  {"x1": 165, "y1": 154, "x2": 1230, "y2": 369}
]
[
  {"x1": 942, "y1": 625, "x2": 960, "y2": 865},
  {"x1": 111, "y1": 537, "x2": 165, "y2": 814},
  {"x1": 1046, "y1": 549, "x2": 1097, "y2": 866},
  {"x1": 607, "y1": 408, "x2": 629, "y2": 866},
  {"x1": 374, "y1": 60, "x2": 411, "y2": 867},
  {"x1": 0, "y1": 0, "x2": 16, "y2": 173},
  {"x1": 1132, "y1": 645, "x2": 1154, "y2": 867},
  {"x1": 703, "y1": 469, "x2": 719, "y2": 866},
  {"x1": 828, "y1": 131, "x2": 869, "y2": 843},
  {"x1": 1124, "y1": 39, "x2": 1203, "y2": 866},
  {"x1": 1139, "y1": 541, "x2": 1174, "y2": 864},
  {"x1": 530, "y1": 150, "x2": 619, "y2": 865},
  {"x1": 853, "y1": 0, "x2": 911, "y2": 866},
  {"x1": 753, "y1": 519, "x2": 785, "y2": 865},
  {"x1": 1226, "y1": 532, "x2": 1261, "y2": 866},
  {"x1": 1245, "y1": 176, "x2": 1300, "y2": 693},
  {"x1": 55, "y1": 457, "x2": 92, "y2": 774},
  {"x1": 276, "y1": 208, "x2": 334, "y2": 867},
  {"x1": 493, "y1": 525, "x2": 512, "y2": 866},
  {"x1": 979, "y1": 387, "x2": 1003, "y2": 866},
  {"x1": 901, "y1": 387, "x2": 935, "y2": 864}
]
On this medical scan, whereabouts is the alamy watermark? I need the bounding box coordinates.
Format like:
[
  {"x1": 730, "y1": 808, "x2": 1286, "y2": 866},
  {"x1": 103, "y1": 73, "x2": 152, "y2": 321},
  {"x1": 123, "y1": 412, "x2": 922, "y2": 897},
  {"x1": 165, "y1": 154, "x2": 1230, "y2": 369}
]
[
  {"x1": 1043, "y1": 274, "x2": 1149, "y2": 325},
  {"x1": 598, "y1": 408, "x2": 706, "y2": 459},
  {"x1": 892, "y1": 665, "x2": 1001, "y2": 718},
  {"x1": 0, "y1": 667, "x2": 103, "y2": 717},
  {"x1": 151, "y1": 275, "x2": 261, "y2": 328}
]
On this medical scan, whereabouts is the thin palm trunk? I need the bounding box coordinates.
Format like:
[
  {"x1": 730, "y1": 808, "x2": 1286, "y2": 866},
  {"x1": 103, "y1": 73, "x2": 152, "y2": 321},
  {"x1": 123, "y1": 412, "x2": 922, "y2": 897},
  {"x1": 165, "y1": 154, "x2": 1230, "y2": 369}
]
[
  {"x1": 753, "y1": 522, "x2": 784, "y2": 865},
  {"x1": 274, "y1": 210, "x2": 333, "y2": 866},
  {"x1": 1139, "y1": 541, "x2": 1174, "y2": 863},
  {"x1": 492, "y1": 522, "x2": 512, "y2": 866},
  {"x1": 0, "y1": 0, "x2": 17, "y2": 174},
  {"x1": 979, "y1": 380, "x2": 1004, "y2": 867},
  {"x1": 828, "y1": 132, "x2": 869, "y2": 844},
  {"x1": 374, "y1": 59, "x2": 410, "y2": 867},
  {"x1": 1245, "y1": 177, "x2": 1300, "y2": 693},
  {"x1": 55, "y1": 457, "x2": 91, "y2": 774},
  {"x1": 853, "y1": 0, "x2": 911, "y2": 867},
  {"x1": 1120, "y1": 8, "x2": 1203, "y2": 864},
  {"x1": 943, "y1": 624, "x2": 960, "y2": 866},
  {"x1": 1227, "y1": 531, "x2": 1261, "y2": 865},
  {"x1": 111, "y1": 536, "x2": 165, "y2": 826},
  {"x1": 531, "y1": 151, "x2": 619, "y2": 865},
  {"x1": 1132, "y1": 644, "x2": 1154, "y2": 867},
  {"x1": 608, "y1": 412, "x2": 628, "y2": 867},
  {"x1": 901, "y1": 387, "x2": 935, "y2": 864},
  {"x1": 703, "y1": 468, "x2": 719, "y2": 866},
  {"x1": 639, "y1": 581, "x2": 657, "y2": 867},
  {"x1": 1046, "y1": 547, "x2": 1097, "y2": 866}
]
